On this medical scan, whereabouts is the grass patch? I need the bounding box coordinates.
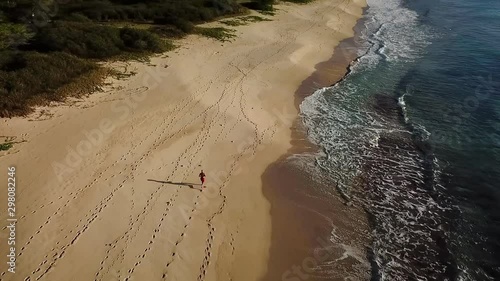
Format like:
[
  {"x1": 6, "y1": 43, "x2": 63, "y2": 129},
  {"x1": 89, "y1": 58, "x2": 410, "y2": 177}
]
[
  {"x1": 281, "y1": 0, "x2": 313, "y2": 3},
  {"x1": 194, "y1": 27, "x2": 236, "y2": 42},
  {"x1": 220, "y1": 19, "x2": 245, "y2": 26},
  {"x1": 240, "y1": 15, "x2": 272, "y2": 22},
  {"x1": 161, "y1": 39, "x2": 177, "y2": 52},
  {"x1": 220, "y1": 15, "x2": 271, "y2": 27},
  {"x1": 149, "y1": 26, "x2": 186, "y2": 39},
  {"x1": 111, "y1": 70, "x2": 138, "y2": 80},
  {"x1": 0, "y1": 51, "x2": 107, "y2": 117},
  {"x1": 0, "y1": 142, "x2": 13, "y2": 151},
  {"x1": 54, "y1": 67, "x2": 111, "y2": 99},
  {"x1": 258, "y1": 10, "x2": 276, "y2": 16},
  {"x1": 112, "y1": 39, "x2": 176, "y2": 62},
  {"x1": 0, "y1": 136, "x2": 26, "y2": 151}
]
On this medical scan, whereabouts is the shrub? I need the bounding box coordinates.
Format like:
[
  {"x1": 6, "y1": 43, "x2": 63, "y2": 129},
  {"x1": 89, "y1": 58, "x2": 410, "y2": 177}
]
[
  {"x1": 33, "y1": 22, "x2": 123, "y2": 58},
  {"x1": 120, "y1": 27, "x2": 164, "y2": 52},
  {"x1": 0, "y1": 23, "x2": 32, "y2": 50},
  {"x1": 282, "y1": 0, "x2": 312, "y2": 3},
  {"x1": 199, "y1": 8, "x2": 215, "y2": 21},
  {"x1": 174, "y1": 18, "x2": 195, "y2": 33},
  {"x1": 241, "y1": 0, "x2": 274, "y2": 11},
  {"x1": 32, "y1": 22, "x2": 165, "y2": 58},
  {"x1": 154, "y1": 16, "x2": 194, "y2": 33},
  {"x1": 65, "y1": 13, "x2": 91, "y2": 22},
  {"x1": 0, "y1": 51, "x2": 101, "y2": 117}
]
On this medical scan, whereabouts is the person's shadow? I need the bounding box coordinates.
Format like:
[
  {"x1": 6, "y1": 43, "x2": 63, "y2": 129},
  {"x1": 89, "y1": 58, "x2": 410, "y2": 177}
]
[{"x1": 147, "y1": 179, "x2": 201, "y2": 190}]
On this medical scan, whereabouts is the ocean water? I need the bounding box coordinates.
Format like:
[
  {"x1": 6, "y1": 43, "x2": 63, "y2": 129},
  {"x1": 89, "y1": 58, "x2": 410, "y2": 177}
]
[{"x1": 298, "y1": 0, "x2": 500, "y2": 280}]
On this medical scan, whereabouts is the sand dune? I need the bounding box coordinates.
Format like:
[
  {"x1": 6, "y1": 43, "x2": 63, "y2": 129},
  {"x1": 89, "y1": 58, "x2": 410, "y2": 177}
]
[{"x1": 0, "y1": 0, "x2": 365, "y2": 280}]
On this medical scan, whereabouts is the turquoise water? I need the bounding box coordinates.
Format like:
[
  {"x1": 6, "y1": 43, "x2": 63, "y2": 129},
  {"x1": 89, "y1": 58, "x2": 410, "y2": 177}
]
[{"x1": 299, "y1": 0, "x2": 500, "y2": 279}]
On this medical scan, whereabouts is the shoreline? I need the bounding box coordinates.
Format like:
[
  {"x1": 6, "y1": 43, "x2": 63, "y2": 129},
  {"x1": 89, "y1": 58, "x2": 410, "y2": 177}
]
[
  {"x1": 0, "y1": 1, "x2": 367, "y2": 280},
  {"x1": 261, "y1": 8, "x2": 371, "y2": 281}
]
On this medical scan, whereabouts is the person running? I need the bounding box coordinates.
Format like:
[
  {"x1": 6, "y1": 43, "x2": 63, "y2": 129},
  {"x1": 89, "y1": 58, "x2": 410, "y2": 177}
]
[{"x1": 199, "y1": 170, "x2": 206, "y2": 188}]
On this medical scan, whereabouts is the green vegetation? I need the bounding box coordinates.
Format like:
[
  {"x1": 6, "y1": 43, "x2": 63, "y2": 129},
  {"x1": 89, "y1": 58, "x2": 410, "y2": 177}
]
[
  {"x1": 0, "y1": 142, "x2": 13, "y2": 151},
  {"x1": 0, "y1": 0, "x2": 277, "y2": 117},
  {"x1": 240, "y1": 15, "x2": 271, "y2": 22},
  {"x1": 240, "y1": 0, "x2": 274, "y2": 11},
  {"x1": 282, "y1": 0, "x2": 312, "y2": 3},
  {"x1": 33, "y1": 23, "x2": 166, "y2": 59},
  {"x1": 0, "y1": 51, "x2": 108, "y2": 117},
  {"x1": 195, "y1": 27, "x2": 236, "y2": 42},
  {"x1": 0, "y1": 136, "x2": 23, "y2": 151},
  {"x1": 220, "y1": 15, "x2": 270, "y2": 26},
  {"x1": 220, "y1": 19, "x2": 245, "y2": 26},
  {"x1": 0, "y1": 23, "x2": 33, "y2": 50},
  {"x1": 258, "y1": 9, "x2": 276, "y2": 16}
]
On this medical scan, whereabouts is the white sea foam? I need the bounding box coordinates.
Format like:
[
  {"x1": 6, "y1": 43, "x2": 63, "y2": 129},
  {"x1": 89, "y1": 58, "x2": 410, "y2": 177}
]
[
  {"x1": 364, "y1": 0, "x2": 431, "y2": 62},
  {"x1": 398, "y1": 93, "x2": 409, "y2": 122},
  {"x1": 297, "y1": 0, "x2": 453, "y2": 280}
]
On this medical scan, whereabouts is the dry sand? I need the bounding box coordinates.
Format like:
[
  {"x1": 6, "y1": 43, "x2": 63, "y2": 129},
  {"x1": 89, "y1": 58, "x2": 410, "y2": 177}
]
[{"x1": 0, "y1": 1, "x2": 365, "y2": 280}]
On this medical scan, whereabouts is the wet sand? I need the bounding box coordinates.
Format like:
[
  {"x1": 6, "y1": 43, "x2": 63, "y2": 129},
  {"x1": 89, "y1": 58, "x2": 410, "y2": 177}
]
[{"x1": 261, "y1": 16, "x2": 372, "y2": 281}]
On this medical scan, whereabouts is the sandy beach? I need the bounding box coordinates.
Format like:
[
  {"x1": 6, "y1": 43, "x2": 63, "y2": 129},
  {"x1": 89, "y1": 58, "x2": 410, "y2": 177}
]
[{"x1": 0, "y1": 1, "x2": 365, "y2": 280}]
